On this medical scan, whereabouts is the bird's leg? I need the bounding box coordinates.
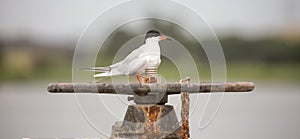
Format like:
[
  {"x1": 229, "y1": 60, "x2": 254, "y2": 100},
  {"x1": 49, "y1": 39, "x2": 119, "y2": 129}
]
[{"x1": 136, "y1": 74, "x2": 142, "y2": 84}]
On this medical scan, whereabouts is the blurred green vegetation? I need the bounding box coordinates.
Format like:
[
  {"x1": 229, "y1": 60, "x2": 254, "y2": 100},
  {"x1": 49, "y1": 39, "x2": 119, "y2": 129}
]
[
  {"x1": 158, "y1": 62, "x2": 300, "y2": 82},
  {"x1": 1, "y1": 36, "x2": 299, "y2": 83},
  {"x1": 221, "y1": 37, "x2": 300, "y2": 82},
  {"x1": 221, "y1": 37, "x2": 300, "y2": 64}
]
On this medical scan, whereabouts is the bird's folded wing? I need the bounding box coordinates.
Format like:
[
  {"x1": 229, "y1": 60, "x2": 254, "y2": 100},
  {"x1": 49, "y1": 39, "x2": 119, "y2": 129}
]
[{"x1": 112, "y1": 45, "x2": 144, "y2": 66}]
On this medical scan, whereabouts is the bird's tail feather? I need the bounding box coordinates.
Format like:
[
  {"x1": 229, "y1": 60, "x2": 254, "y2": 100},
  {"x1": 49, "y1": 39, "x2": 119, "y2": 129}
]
[
  {"x1": 80, "y1": 67, "x2": 111, "y2": 72},
  {"x1": 81, "y1": 67, "x2": 123, "y2": 78},
  {"x1": 94, "y1": 72, "x2": 111, "y2": 77},
  {"x1": 94, "y1": 70, "x2": 123, "y2": 77}
]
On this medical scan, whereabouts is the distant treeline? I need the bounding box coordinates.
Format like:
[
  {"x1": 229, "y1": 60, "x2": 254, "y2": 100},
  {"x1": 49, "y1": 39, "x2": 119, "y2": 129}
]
[{"x1": 220, "y1": 37, "x2": 300, "y2": 64}]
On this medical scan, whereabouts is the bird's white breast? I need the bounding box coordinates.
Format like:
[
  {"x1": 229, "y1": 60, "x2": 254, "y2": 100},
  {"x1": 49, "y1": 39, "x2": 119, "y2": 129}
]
[
  {"x1": 144, "y1": 55, "x2": 161, "y2": 67},
  {"x1": 136, "y1": 42, "x2": 161, "y2": 74}
]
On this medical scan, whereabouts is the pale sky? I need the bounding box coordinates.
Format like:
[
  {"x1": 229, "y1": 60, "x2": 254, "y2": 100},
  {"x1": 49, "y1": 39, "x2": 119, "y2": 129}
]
[{"x1": 0, "y1": 0, "x2": 299, "y2": 41}]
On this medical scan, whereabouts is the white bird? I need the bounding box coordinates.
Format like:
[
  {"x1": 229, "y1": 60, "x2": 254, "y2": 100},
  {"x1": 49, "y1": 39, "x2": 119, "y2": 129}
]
[{"x1": 82, "y1": 30, "x2": 169, "y2": 83}]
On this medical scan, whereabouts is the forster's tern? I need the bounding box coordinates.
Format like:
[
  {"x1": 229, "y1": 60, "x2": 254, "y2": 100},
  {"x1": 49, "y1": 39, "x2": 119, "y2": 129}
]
[{"x1": 82, "y1": 30, "x2": 169, "y2": 83}]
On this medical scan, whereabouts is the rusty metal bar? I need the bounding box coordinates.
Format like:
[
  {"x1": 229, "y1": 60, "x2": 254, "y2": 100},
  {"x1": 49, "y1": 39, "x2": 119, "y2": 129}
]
[{"x1": 48, "y1": 82, "x2": 255, "y2": 94}]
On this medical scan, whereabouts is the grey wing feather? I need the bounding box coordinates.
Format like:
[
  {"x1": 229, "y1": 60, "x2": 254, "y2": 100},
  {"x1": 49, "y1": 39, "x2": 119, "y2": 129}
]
[
  {"x1": 82, "y1": 44, "x2": 145, "y2": 72},
  {"x1": 110, "y1": 45, "x2": 145, "y2": 67}
]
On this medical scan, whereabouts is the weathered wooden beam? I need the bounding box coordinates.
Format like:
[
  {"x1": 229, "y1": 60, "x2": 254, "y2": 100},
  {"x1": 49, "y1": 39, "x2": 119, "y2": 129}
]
[{"x1": 47, "y1": 82, "x2": 254, "y2": 95}]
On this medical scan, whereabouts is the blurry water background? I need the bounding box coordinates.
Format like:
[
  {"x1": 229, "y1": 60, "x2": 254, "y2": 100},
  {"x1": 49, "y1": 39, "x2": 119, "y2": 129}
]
[{"x1": 0, "y1": 0, "x2": 300, "y2": 138}]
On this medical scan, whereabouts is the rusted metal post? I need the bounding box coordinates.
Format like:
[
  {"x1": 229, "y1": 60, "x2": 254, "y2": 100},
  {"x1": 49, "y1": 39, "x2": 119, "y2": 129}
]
[
  {"x1": 109, "y1": 67, "x2": 182, "y2": 139},
  {"x1": 180, "y1": 77, "x2": 191, "y2": 139},
  {"x1": 141, "y1": 67, "x2": 163, "y2": 138}
]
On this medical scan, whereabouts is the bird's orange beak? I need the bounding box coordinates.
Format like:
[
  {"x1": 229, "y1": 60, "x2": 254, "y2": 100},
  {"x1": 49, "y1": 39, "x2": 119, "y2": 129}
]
[{"x1": 159, "y1": 36, "x2": 167, "y2": 41}]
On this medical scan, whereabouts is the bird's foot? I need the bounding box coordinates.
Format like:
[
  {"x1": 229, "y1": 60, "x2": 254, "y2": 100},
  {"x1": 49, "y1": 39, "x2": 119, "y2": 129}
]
[{"x1": 136, "y1": 74, "x2": 142, "y2": 84}]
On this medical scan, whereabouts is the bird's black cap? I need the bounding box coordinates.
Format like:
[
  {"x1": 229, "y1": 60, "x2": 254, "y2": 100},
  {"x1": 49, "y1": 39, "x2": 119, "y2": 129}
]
[{"x1": 145, "y1": 30, "x2": 161, "y2": 40}]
